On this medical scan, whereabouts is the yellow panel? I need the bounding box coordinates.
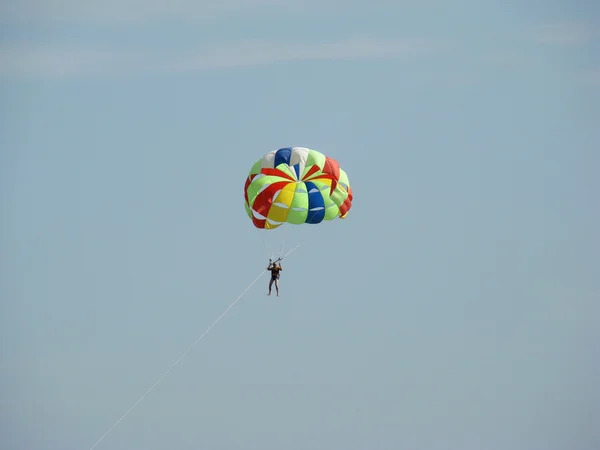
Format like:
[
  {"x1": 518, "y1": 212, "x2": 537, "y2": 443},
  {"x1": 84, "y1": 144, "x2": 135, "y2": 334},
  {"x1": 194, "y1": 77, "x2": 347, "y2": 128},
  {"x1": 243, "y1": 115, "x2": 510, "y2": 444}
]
[
  {"x1": 267, "y1": 204, "x2": 290, "y2": 223},
  {"x1": 274, "y1": 182, "x2": 296, "y2": 207},
  {"x1": 315, "y1": 177, "x2": 332, "y2": 186},
  {"x1": 265, "y1": 220, "x2": 282, "y2": 229},
  {"x1": 311, "y1": 177, "x2": 333, "y2": 190}
]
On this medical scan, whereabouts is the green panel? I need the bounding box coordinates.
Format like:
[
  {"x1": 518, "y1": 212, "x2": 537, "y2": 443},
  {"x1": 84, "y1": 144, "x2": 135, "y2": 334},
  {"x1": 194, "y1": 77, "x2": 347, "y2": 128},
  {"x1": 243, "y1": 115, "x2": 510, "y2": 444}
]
[
  {"x1": 303, "y1": 149, "x2": 326, "y2": 177},
  {"x1": 286, "y1": 183, "x2": 309, "y2": 224},
  {"x1": 244, "y1": 202, "x2": 252, "y2": 218},
  {"x1": 331, "y1": 168, "x2": 350, "y2": 206},
  {"x1": 330, "y1": 184, "x2": 348, "y2": 207},
  {"x1": 249, "y1": 159, "x2": 262, "y2": 176},
  {"x1": 275, "y1": 163, "x2": 297, "y2": 179},
  {"x1": 338, "y1": 168, "x2": 350, "y2": 187},
  {"x1": 324, "y1": 203, "x2": 340, "y2": 220},
  {"x1": 311, "y1": 181, "x2": 339, "y2": 221}
]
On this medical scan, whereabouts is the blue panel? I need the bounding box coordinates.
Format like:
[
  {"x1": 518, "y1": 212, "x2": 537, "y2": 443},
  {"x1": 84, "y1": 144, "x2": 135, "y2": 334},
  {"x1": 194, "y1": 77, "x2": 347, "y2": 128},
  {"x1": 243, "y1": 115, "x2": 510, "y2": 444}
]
[
  {"x1": 305, "y1": 181, "x2": 325, "y2": 224},
  {"x1": 274, "y1": 147, "x2": 292, "y2": 168},
  {"x1": 293, "y1": 163, "x2": 301, "y2": 179}
]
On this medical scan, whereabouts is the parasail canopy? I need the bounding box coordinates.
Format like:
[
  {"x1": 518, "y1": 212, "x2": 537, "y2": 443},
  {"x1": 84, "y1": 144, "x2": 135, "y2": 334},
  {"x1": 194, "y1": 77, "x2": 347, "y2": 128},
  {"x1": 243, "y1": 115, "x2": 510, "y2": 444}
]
[{"x1": 244, "y1": 147, "x2": 353, "y2": 229}]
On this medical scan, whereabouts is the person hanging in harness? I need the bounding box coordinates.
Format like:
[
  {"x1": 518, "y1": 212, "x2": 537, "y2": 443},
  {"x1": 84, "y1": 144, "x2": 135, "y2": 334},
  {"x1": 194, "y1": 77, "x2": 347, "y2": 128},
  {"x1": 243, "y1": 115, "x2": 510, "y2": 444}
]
[{"x1": 267, "y1": 258, "x2": 283, "y2": 296}]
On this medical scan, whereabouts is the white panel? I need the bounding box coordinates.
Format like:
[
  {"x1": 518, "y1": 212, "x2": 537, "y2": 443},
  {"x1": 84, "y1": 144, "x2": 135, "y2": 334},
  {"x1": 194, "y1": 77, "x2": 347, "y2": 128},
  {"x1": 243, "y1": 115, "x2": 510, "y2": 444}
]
[
  {"x1": 261, "y1": 150, "x2": 277, "y2": 169},
  {"x1": 290, "y1": 147, "x2": 309, "y2": 180}
]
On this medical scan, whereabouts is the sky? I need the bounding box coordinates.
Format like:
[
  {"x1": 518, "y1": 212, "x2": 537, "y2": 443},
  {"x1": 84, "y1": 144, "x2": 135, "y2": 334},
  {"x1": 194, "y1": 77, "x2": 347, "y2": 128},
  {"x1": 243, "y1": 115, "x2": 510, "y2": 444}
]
[{"x1": 1, "y1": 1, "x2": 599, "y2": 449}]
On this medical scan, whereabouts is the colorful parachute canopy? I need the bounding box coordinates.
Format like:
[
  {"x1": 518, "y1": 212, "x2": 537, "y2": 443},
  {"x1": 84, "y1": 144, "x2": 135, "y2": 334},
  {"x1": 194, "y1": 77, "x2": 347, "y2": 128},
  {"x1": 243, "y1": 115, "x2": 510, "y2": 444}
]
[{"x1": 244, "y1": 147, "x2": 353, "y2": 229}]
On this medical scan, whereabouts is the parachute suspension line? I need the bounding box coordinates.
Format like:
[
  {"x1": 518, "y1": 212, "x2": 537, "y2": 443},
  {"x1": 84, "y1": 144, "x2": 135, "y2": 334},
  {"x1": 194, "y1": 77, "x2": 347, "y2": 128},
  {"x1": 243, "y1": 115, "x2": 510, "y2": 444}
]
[
  {"x1": 278, "y1": 225, "x2": 289, "y2": 259},
  {"x1": 259, "y1": 225, "x2": 294, "y2": 262},
  {"x1": 279, "y1": 236, "x2": 285, "y2": 259},
  {"x1": 260, "y1": 231, "x2": 274, "y2": 260},
  {"x1": 88, "y1": 246, "x2": 299, "y2": 450},
  {"x1": 280, "y1": 243, "x2": 286, "y2": 259},
  {"x1": 287, "y1": 223, "x2": 321, "y2": 255}
]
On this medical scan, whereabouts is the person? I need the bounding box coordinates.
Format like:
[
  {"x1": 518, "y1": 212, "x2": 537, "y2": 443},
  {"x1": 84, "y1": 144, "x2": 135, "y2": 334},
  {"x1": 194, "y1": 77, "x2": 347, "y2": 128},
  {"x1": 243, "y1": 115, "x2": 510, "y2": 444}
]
[{"x1": 267, "y1": 259, "x2": 283, "y2": 296}]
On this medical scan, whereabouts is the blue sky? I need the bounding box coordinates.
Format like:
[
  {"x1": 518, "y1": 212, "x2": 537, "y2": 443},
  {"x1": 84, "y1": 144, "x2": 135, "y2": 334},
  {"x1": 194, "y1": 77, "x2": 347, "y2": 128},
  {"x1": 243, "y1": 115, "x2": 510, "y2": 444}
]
[{"x1": 1, "y1": 1, "x2": 599, "y2": 450}]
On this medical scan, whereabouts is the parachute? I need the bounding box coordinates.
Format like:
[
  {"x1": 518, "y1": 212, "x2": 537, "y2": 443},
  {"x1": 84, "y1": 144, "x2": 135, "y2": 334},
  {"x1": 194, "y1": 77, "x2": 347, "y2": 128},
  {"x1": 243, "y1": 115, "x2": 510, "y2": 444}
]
[{"x1": 243, "y1": 147, "x2": 353, "y2": 230}]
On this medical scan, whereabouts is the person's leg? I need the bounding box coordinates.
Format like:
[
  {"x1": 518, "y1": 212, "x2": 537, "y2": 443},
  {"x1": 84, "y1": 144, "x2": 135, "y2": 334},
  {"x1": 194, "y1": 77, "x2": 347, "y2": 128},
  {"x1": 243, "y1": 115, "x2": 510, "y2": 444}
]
[
  {"x1": 268, "y1": 278, "x2": 274, "y2": 295},
  {"x1": 275, "y1": 279, "x2": 279, "y2": 296}
]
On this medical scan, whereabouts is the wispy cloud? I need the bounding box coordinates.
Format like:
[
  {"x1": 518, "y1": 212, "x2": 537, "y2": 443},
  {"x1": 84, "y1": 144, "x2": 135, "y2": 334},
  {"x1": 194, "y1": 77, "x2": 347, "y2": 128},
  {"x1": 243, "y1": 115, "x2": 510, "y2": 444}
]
[
  {"x1": 0, "y1": 42, "x2": 147, "y2": 79},
  {"x1": 0, "y1": 37, "x2": 450, "y2": 80},
  {"x1": 480, "y1": 52, "x2": 522, "y2": 67},
  {"x1": 1, "y1": 0, "x2": 309, "y2": 24},
  {"x1": 579, "y1": 69, "x2": 600, "y2": 85},
  {"x1": 163, "y1": 38, "x2": 449, "y2": 71},
  {"x1": 0, "y1": 0, "x2": 452, "y2": 80},
  {"x1": 532, "y1": 22, "x2": 594, "y2": 46}
]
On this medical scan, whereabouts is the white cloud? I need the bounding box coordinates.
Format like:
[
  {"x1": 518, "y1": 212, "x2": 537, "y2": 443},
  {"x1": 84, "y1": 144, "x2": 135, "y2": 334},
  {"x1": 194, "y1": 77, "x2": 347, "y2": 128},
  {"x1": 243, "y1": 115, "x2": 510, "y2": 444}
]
[{"x1": 0, "y1": 37, "x2": 450, "y2": 79}]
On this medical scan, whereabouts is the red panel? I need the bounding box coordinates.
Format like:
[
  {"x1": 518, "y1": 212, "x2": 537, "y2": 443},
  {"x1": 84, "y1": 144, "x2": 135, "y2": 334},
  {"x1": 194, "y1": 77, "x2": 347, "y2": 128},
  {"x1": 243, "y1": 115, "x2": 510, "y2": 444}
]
[
  {"x1": 339, "y1": 185, "x2": 353, "y2": 216},
  {"x1": 322, "y1": 156, "x2": 340, "y2": 181},
  {"x1": 243, "y1": 176, "x2": 252, "y2": 204},
  {"x1": 252, "y1": 215, "x2": 266, "y2": 228},
  {"x1": 260, "y1": 167, "x2": 295, "y2": 181},
  {"x1": 252, "y1": 181, "x2": 290, "y2": 217},
  {"x1": 323, "y1": 157, "x2": 340, "y2": 194},
  {"x1": 302, "y1": 164, "x2": 320, "y2": 180}
]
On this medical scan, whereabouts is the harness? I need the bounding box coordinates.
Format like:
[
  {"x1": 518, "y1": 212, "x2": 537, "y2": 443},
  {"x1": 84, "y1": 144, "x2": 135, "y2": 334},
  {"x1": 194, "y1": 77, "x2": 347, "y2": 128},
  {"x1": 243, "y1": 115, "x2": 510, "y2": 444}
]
[{"x1": 270, "y1": 266, "x2": 281, "y2": 279}]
